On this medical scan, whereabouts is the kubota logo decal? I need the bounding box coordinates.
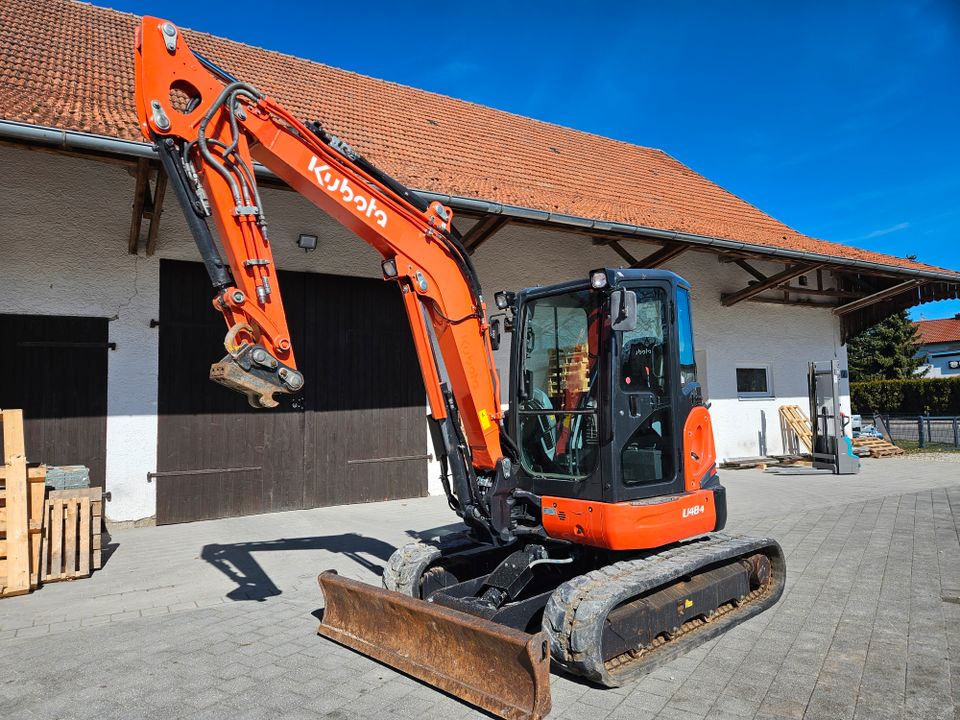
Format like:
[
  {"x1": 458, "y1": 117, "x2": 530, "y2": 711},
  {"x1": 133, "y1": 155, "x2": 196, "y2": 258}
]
[
  {"x1": 683, "y1": 504, "x2": 706, "y2": 518},
  {"x1": 309, "y1": 156, "x2": 388, "y2": 228}
]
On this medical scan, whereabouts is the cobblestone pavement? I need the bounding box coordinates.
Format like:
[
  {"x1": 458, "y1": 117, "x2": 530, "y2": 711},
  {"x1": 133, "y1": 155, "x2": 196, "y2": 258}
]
[{"x1": 1, "y1": 455, "x2": 958, "y2": 720}]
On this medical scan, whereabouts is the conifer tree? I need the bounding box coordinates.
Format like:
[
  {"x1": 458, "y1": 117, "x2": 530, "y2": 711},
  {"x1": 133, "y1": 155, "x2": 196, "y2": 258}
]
[{"x1": 847, "y1": 310, "x2": 927, "y2": 381}]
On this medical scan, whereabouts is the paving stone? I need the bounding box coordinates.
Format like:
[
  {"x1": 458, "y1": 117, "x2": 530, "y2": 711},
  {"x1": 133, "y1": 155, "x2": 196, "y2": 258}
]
[{"x1": 0, "y1": 461, "x2": 957, "y2": 718}]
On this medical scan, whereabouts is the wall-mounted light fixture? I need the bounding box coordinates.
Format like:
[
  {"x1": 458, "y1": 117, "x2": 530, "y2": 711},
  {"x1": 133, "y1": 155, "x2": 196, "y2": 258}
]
[{"x1": 297, "y1": 233, "x2": 318, "y2": 252}]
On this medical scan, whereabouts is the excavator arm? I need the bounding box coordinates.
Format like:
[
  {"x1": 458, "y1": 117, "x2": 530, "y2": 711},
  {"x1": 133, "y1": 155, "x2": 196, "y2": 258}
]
[{"x1": 135, "y1": 18, "x2": 512, "y2": 540}]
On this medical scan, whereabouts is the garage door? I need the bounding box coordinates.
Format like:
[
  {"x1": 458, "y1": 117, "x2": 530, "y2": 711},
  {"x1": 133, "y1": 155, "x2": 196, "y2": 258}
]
[
  {"x1": 0, "y1": 314, "x2": 109, "y2": 487},
  {"x1": 156, "y1": 260, "x2": 427, "y2": 524}
]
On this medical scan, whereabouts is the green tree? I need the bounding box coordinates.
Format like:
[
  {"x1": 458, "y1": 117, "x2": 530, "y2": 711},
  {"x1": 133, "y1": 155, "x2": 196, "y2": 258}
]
[{"x1": 847, "y1": 310, "x2": 927, "y2": 381}]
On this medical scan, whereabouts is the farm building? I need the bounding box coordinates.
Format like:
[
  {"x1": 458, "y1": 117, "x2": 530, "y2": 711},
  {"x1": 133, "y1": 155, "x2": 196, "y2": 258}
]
[
  {"x1": 915, "y1": 315, "x2": 960, "y2": 377},
  {"x1": 2, "y1": 0, "x2": 959, "y2": 524}
]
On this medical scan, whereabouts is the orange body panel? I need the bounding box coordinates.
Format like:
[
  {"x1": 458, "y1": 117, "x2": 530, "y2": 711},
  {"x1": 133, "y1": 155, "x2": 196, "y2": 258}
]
[
  {"x1": 683, "y1": 405, "x2": 717, "y2": 492},
  {"x1": 135, "y1": 18, "x2": 503, "y2": 468},
  {"x1": 541, "y1": 490, "x2": 717, "y2": 550}
]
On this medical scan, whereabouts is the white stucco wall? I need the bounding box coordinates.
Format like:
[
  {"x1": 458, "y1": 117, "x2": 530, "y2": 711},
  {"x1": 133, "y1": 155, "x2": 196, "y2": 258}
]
[
  {"x1": 917, "y1": 341, "x2": 960, "y2": 378},
  {"x1": 1, "y1": 146, "x2": 850, "y2": 520}
]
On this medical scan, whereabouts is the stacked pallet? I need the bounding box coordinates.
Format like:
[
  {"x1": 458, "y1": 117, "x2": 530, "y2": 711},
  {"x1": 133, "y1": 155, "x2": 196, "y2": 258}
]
[
  {"x1": 852, "y1": 436, "x2": 904, "y2": 458},
  {"x1": 548, "y1": 344, "x2": 590, "y2": 396},
  {"x1": 1, "y1": 409, "x2": 104, "y2": 598},
  {"x1": 1, "y1": 409, "x2": 46, "y2": 597},
  {"x1": 779, "y1": 405, "x2": 813, "y2": 453}
]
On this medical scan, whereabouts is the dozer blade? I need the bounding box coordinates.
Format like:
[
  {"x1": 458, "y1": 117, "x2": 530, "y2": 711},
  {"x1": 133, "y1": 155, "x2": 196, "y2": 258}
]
[{"x1": 317, "y1": 570, "x2": 552, "y2": 720}]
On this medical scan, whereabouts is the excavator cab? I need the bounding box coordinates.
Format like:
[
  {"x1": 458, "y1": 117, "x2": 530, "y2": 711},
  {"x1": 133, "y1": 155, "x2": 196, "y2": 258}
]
[
  {"x1": 504, "y1": 269, "x2": 726, "y2": 550},
  {"x1": 508, "y1": 268, "x2": 713, "y2": 508}
]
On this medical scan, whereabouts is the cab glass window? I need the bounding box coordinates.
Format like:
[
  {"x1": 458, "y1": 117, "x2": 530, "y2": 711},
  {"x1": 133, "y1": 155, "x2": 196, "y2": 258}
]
[
  {"x1": 518, "y1": 289, "x2": 600, "y2": 479},
  {"x1": 677, "y1": 288, "x2": 697, "y2": 386}
]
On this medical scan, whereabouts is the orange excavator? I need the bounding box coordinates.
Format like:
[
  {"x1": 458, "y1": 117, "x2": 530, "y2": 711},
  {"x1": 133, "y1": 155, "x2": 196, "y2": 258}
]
[{"x1": 136, "y1": 19, "x2": 785, "y2": 720}]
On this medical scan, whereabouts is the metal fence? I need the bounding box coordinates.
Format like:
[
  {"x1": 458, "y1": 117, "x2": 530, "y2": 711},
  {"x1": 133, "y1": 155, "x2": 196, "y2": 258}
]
[{"x1": 876, "y1": 414, "x2": 960, "y2": 449}]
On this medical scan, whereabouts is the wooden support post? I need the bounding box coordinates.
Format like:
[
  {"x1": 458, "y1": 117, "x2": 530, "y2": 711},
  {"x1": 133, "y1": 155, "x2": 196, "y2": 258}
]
[
  {"x1": 127, "y1": 158, "x2": 150, "y2": 255},
  {"x1": 721, "y1": 263, "x2": 822, "y2": 306},
  {"x1": 608, "y1": 240, "x2": 640, "y2": 266},
  {"x1": 145, "y1": 167, "x2": 168, "y2": 256},
  {"x1": 461, "y1": 215, "x2": 510, "y2": 254},
  {"x1": 734, "y1": 259, "x2": 768, "y2": 283},
  {"x1": 632, "y1": 242, "x2": 687, "y2": 269}
]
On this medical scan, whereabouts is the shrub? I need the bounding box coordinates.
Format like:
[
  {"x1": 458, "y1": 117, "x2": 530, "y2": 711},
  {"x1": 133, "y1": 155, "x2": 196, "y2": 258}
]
[{"x1": 850, "y1": 377, "x2": 960, "y2": 415}]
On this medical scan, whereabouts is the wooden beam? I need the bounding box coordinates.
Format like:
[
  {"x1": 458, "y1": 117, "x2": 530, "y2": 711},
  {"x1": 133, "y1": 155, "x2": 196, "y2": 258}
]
[
  {"x1": 734, "y1": 259, "x2": 768, "y2": 283},
  {"x1": 744, "y1": 296, "x2": 841, "y2": 309},
  {"x1": 776, "y1": 285, "x2": 863, "y2": 299},
  {"x1": 462, "y1": 215, "x2": 509, "y2": 255},
  {"x1": 605, "y1": 239, "x2": 641, "y2": 266},
  {"x1": 833, "y1": 280, "x2": 924, "y2": 315},
  {"x1": 721, "y1": 263, "x2": 822, "y2": 306},
  {"x1": 145, "y1": 168, "x2": 168, "y2": 257},
  {"x1": 127, "y1": 158, "x2": 149, "y2": 255},
  {"x1": 633, "y1": 243, "x2": 687, "y2": 269}
]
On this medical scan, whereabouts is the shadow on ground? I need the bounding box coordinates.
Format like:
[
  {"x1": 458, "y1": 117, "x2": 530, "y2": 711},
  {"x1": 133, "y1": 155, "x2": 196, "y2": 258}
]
[{"x1": 201, "y1": 533, "x2": 396, "y2": 601}]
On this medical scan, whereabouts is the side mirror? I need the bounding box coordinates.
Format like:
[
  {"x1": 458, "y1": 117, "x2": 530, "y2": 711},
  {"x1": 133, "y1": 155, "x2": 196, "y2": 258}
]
[
  {"x1": 610, "y1": 289, "x2": 638, "y2": 332},
  {"x1": 490, "y1": 318, "x2": 502, "y2": 351}
]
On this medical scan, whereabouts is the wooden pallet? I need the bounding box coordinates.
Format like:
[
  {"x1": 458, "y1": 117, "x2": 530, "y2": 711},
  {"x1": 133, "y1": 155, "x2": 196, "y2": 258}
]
[
  {"x1": 41, "y1": 487, "x2": 103, "y2": 582},
  {"x1": 779, "y1": 405, "x2": 813, "y2": 453},
  {"x1": 852, "y1": 436, "x2": 904, "y2": 458},
  {"x1": 1, "y1": 410, "x2": 46, "y2": 597}
]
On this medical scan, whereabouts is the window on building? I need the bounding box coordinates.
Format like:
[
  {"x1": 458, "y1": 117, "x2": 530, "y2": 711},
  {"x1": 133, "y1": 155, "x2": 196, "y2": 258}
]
[{"x1": 736, "y1": 365, "x2": 773, "y2": 398}]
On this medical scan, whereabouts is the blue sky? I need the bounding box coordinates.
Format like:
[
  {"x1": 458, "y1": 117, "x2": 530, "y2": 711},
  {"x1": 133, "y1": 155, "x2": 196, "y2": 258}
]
[{"x1": 112, "y1": 0, "x2": 959, "y2": 319}]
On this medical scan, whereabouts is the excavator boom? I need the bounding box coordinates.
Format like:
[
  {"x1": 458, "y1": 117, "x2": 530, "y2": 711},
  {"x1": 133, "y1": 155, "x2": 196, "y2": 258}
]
[{"x1": 135, "y1": 18, "x2": 546, "y2": 718}]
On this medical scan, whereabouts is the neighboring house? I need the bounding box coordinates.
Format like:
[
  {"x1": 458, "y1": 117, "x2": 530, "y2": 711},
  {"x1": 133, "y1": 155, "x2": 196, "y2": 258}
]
[
  {"x1": 915, "y1": 315, "x2": 960, "y2": 377},
  {"x1": 1, "y1": 0, "x2": 959, "y2": 524}
]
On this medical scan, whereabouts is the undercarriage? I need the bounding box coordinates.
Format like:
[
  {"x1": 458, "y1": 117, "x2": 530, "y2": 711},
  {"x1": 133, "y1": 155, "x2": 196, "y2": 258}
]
[{"x1": 318, "y1": 532, "x2": 785, "y2": 719}]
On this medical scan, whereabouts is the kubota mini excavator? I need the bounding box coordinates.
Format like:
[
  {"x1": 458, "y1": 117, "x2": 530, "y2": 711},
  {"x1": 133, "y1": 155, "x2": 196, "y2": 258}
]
[{"x1": 136, "y1": 19, "x2": 785, "y2": 720}]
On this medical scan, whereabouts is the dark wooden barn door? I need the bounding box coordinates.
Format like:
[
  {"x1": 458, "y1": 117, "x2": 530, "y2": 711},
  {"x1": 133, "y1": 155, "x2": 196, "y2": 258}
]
[
  {"x1": 0, "y1": 314, "x2": 109, "y2": 487},
  {"x1": 156, "y1": 260, "x2": 426, "y2": 524}
]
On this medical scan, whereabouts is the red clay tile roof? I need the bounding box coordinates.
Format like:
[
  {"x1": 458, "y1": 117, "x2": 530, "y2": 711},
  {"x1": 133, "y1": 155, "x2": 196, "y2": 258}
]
[
  {"x1": 1, "y1": 0, "x2": 957, "y2": 279},
  {"x1": 915, "y1": 317, "x2": 960, "y2": 344}
]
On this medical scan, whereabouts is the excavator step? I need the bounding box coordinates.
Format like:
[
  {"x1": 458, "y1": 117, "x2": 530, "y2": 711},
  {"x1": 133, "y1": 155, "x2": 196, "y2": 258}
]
[{"x1": 317, "y1": 570, "x2": 552, "y2": 720}]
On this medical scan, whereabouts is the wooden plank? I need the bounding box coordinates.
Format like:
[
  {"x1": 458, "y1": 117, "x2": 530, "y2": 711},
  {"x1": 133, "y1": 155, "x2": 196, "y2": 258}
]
[
  {"x1": 779, "y1": 405, "x2": 813, "y2": 453},
  {"x1": 49, "y1": 499, "x2": 63, "y2": 581},
  {"x1": 28, "y1": 464, "x2": 45, "y2": 588},
  {"x1": 1, "y1": 409, "x2": 31, "y2": 596},
  {"x1": 39, "y1": 501, "x2": 50, "y2": 581},
  {"x1": 63, "y1": 500, "x2": 77, "y2": 578},
  {"x1": 0, "y1": 466, "x2": 47, "y2": 480},
  {"x1": 78, "y1": 497, "x2": 91, "y2": 578}
]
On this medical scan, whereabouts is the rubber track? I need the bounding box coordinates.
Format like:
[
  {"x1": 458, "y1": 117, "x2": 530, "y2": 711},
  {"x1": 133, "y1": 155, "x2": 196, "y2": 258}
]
[{"x1": 542, "y1": 533, "x2": 786, "y2": 687}]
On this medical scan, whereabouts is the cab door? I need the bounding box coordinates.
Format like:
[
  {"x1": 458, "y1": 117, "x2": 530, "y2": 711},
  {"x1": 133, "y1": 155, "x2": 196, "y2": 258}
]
[{"x1": 608, "y1": 281, "x2": 687, "y2": 502}]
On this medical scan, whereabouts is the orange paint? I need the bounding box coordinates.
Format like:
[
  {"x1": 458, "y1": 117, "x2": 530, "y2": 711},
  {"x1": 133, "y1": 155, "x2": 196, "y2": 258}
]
[
  {"x1": 541, "y1": 491, "x2": 717, "y2": 550},
  {"x1": 683, "y1": 405, "x2": 717, "y2": 492},
  {"x1": 136, "y1": 18, "x2": 503, "y2": 468}
]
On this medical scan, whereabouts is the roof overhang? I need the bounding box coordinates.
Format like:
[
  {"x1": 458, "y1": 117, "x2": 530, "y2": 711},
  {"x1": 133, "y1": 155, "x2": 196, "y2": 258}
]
[{"x1": 2, "y1": 119, "x2": 958, "y2": 340}]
